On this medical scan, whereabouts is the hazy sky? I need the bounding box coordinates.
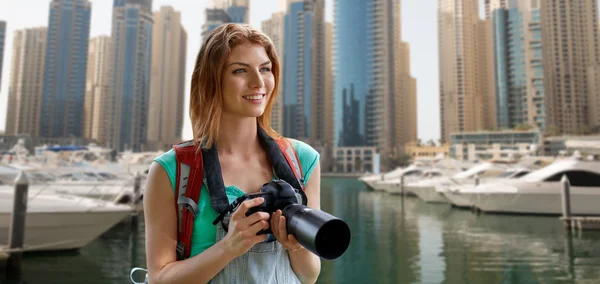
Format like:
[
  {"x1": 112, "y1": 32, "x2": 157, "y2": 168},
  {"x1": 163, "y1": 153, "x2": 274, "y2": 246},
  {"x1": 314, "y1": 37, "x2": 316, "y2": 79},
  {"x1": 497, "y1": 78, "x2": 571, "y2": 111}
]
[{"x1": 0, "y1": 0, "x2": 443, "y2": 143}]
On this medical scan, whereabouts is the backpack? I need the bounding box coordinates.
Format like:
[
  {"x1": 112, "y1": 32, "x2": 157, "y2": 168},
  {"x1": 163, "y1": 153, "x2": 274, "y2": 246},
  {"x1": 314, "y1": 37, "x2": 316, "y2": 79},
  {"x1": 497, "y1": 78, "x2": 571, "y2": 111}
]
[{"x1": 172, "y1": 137, "x2": 304, "y2": 260}]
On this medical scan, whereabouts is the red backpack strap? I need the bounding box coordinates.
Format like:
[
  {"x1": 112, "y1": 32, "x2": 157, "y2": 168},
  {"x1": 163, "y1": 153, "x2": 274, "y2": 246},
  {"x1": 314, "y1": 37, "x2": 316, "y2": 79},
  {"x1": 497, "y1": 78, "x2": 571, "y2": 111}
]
[
  {"x1": 275, "y1": 138, "x2": 304, "y2": 190},
  {"x1": 173, "y1": 141, "x2": 204, "y2": 260}
]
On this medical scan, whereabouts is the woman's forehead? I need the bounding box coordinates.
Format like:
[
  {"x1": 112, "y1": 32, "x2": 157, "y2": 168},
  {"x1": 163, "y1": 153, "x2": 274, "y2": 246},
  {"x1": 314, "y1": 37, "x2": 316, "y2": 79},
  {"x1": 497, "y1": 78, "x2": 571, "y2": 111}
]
[{"x1": 228, "y1": 43, "x2": 270, "y2": 63}]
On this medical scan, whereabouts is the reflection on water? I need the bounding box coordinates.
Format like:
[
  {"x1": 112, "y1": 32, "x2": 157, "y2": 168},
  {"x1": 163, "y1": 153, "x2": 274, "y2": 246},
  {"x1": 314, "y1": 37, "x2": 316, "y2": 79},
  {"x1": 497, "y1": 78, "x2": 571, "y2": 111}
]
[{"x1": 3, "y1": 178, "x2": 600, "y2": 283}]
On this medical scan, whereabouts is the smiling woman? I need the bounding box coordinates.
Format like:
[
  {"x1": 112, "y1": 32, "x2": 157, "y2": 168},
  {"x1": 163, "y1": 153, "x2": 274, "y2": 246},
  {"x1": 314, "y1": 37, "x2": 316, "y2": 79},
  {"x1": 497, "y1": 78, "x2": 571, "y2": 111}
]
[{"x1": 139, "y1": 23, "x2": 322, "y2": 284}]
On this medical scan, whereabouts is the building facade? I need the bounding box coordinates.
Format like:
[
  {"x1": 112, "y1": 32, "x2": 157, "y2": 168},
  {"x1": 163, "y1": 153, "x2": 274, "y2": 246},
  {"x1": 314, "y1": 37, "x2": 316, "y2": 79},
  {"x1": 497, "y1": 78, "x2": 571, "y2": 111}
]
[
  {"x1": 283, "y1": 0, "x2": 325, "y2": 142},
  {"x1": 39, "y1": 0, "x2": 92, "y2": 139},
  {"x1": 438, "y1": 0, "x2": 493, "y2": 143},
  {"x1": 202, "y1": 0, "x2": 249, "y2": 38},
  {"x1": 5, "y1": 28, "x2": 47, "y2": 137},
  {"x1": 334, "y1": 0, "x2": 416, "y2": 168},
  {"x1": 449, "y1": 130, "x2": 541, "y2": 161},
  {"x1": 0, "y1": 21, "x2": 6, "y2": 90},
  {"x1": 109, "y1": 0, "x2": 154, "y2": 151},
  {"x1": 490, "y1": 0, "x2": 546, "y2": 131},
  {"x1": 84, "y1": 36, "x2": 112, "y2": 145},
  {"x1": 261, "y1": 12, "x2": 285, "y2": 134},
  {"x1": 541, "y1": 0, "x2": 600, "y2": 135},
  {"x1": 146, "y1": 6, "x2": 187, "y2": 151},
  {"x1": 333, "y1": 146, "x2": 378, "y2": 173}
]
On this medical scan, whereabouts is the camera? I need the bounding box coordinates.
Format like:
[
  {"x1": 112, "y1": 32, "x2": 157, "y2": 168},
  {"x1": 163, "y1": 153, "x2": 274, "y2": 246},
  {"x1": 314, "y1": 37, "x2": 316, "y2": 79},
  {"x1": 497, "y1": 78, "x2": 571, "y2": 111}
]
[{"x1": 242, "y1": 180, "x2": 351, "y2": 260}]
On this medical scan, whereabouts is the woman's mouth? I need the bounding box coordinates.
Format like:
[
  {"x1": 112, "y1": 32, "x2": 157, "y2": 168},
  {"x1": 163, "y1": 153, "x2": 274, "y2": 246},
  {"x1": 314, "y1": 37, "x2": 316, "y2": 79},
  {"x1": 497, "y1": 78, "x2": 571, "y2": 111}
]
[{"x1": 242, "y1": 94, "x2": 265, "y2": 104}]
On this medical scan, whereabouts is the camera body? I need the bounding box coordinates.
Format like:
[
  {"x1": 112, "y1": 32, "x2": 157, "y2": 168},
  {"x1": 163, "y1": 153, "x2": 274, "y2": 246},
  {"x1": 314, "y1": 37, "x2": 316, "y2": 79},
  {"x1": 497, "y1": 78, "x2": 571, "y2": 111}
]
[
  {"x1": 244, "y1": 179, "x2": 304, "y2": 234},
  {"x1": 236, "y1": 179, "x2": 351, "y2": 260}
]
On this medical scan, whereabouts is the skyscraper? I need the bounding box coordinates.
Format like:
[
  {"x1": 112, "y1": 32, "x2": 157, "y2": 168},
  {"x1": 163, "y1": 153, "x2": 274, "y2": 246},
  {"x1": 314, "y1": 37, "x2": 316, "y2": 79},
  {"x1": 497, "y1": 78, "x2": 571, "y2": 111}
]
[
  {"x1": 334, "y1": 0, "x2": 415, "y2": 158},
  {"x1": 438, "y1": 0, "x2": 491, "y2": 143},
  {"x1": 84, "y1": 36, "x2": 112, "y2": 144},
  {"x1": 322, "y1": 21, "x2": 334, "y2": 147},
  {"x1": 39, "y1": 0, "x2": 92, "y2": 138},
  {"x1": 283, "y1": 0, "x2": 325, "y2": 142},
  {"x1": 147, "y1": 6, "x2": 187, "y2": 151},
  {"x1": 541, "y1": 0, "x2": 600, "y2": 135},
  {"x1": 489, "y1": 0, "x2": 546, "y2": 131},
  {"x1": 261, "y1": 12, "x2": 285, "y2": 134},
  {"x1": 5, "y1": 28, "x2": 47, "y2": 136},
  {"x1": 202, "y1": 0, "x2": 249, "y2": 38},
  {"x1": 0, "y1": 21, "x2": 6, "y2": 90},
  {"x1": 110, "y1": 0, "x2": 154, "y2": 151}
]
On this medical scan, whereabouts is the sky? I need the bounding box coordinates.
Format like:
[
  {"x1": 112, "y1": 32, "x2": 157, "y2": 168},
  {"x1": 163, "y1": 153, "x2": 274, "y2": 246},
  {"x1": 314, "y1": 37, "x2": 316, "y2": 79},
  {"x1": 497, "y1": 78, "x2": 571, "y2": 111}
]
[{"x1": 0, "y1": 0, "x2": 443, "y2": 143}]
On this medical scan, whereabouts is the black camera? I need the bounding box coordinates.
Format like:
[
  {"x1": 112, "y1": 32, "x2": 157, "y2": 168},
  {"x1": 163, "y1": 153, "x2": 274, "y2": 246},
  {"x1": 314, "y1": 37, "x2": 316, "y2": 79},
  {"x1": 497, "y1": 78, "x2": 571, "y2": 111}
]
[{"x1": 242, "y1": 180, "x2": 351, "y2": 260}]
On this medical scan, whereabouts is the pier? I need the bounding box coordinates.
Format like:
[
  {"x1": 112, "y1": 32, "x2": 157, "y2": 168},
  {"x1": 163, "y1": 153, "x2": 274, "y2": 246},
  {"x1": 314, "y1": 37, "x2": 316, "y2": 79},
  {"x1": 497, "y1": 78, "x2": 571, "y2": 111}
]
[{"x1": 560, "y1": 175, "x2": 600, "y2": 231}]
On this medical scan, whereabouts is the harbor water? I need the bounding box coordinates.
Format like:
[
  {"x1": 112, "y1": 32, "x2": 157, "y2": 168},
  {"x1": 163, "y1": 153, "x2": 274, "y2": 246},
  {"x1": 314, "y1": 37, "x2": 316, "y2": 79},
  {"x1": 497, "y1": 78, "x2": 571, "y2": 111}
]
[{"x1": 4, "y1": 177, "x2": 600, "y2": 283}]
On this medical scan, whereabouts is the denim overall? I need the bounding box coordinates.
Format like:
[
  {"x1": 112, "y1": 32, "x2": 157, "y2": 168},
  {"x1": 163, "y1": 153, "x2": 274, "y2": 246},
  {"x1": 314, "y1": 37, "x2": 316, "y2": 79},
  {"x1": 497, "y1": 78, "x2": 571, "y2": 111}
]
[{"x1": 130, "y1": 216, "x2": 301, "y2": 284}]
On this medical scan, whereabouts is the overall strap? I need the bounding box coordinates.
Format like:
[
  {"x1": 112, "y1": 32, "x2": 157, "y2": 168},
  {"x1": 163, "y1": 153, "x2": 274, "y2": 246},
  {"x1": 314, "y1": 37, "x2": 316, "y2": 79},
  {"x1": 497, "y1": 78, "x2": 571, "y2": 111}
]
[{"x1": 173, "y1": 141, "x2": 204, "y2": 260}]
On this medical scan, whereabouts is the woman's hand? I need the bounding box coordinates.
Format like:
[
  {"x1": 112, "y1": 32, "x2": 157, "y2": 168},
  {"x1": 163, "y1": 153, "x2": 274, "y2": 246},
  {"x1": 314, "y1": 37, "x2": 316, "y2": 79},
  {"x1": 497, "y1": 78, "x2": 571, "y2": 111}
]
[
  {"x1": 271, "y1": 209, "x2": 303, "y2": 252},
  {"x1": 220, "y1": 197, "x2": 271, "y2": 258}
]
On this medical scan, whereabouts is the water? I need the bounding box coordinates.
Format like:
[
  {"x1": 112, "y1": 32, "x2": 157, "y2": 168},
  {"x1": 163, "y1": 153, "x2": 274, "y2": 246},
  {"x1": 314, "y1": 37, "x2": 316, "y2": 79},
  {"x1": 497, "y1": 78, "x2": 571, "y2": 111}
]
[{"x1": 3, "y1": 178, "x2": 600, "y2": 284}]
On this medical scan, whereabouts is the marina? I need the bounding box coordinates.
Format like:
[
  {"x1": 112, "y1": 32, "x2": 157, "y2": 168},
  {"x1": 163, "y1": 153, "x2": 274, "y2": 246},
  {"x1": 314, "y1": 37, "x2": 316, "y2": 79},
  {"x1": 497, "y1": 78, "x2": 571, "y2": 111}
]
[
  {"x1": 0, "y1": 177, "x2": 598, "y2": 283},
  {"x1": 1, "y1": 142, "x2": 600, "y2": 282}
]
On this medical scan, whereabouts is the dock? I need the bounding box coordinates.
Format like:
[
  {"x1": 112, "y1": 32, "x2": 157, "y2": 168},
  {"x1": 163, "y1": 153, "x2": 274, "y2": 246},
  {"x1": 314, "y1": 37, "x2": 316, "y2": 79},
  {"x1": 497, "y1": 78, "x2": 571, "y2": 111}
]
[
  {"x1": 561, "y1": 217, "x2": 600, "y2": 231},
  {"x1": 559, "y1": 175, "x2": 600, "y2": 231}
]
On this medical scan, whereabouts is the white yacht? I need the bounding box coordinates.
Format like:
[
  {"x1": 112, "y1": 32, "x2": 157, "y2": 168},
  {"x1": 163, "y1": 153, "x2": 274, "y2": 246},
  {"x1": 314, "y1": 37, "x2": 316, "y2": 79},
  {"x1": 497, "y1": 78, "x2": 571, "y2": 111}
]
[
  {"x1": 0, "y1": 183, "x2": 132, "y2": 252},
  {"x1": 407, "y1": 162, "x2": 512, "y2": 203},
  {"x1": 370, "y1": 165, "x2": 424, "y2": 192},
  {"x1": 360, "y1": 166, "x2": 412, "y2": 191},
  {"x1": 461, "y1": 156, "x2": 600, "y2": 215},
  {"x1": 376, "y1": 168, "x2": 450, "y2": 195},
  {"x1": 442, "y1": 168, "x2": 532, "y2": 208}
]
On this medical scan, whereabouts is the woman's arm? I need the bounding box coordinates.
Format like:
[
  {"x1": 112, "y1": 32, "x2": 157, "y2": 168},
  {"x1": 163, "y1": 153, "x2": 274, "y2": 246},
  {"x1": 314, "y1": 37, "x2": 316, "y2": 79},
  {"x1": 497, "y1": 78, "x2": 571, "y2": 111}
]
[
  {"x1": 144, "y1": 162, "x2": 271, "y2": 284},
  {"x1": 272, "y1": 162, "x2": 322, "y2": 283}
]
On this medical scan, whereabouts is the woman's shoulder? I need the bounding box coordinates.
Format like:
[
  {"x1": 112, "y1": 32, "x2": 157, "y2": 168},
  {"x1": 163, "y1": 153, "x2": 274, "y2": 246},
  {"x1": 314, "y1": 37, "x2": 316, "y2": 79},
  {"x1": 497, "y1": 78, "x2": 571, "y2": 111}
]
[
  {"x1": 153, "y1": 149, "x2": 177, "y2": 190},
  {"x1": 285, "y1": 138, "x2": 319, "y2": 160},
  {"x1": 284, "y1": 138, "x2": 320, "y2": 183}
]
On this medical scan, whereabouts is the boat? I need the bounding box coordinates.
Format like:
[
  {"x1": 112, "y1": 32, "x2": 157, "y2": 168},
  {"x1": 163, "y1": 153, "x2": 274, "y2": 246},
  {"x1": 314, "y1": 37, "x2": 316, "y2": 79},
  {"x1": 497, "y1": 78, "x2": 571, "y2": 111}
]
[
  {"x1": 460, "y1": 155, "x2": 600, "y2": 215},
  {"x1": 0, "y1": 180, "x2": 132, "y2": 252},
  {"x1": 406, "y1": 162, "x2": 512, "y2": 203},
  {"x1": 442, "y1": 168, "x2": 532, "y2": 208}
]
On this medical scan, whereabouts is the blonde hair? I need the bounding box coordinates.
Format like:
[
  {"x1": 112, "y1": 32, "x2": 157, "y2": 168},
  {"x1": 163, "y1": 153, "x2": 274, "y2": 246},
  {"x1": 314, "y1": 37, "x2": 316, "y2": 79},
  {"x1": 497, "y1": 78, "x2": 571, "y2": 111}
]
[{"x1": 190, "y1": 23, "x2": 281, "y2": 149}]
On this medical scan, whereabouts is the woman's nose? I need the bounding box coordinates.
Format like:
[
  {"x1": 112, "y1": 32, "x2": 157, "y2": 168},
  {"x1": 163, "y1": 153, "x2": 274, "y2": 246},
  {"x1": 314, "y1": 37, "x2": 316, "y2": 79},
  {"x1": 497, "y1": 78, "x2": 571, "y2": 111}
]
[{"x1": 248, "y1": 69, "x2": 265, "y2": 88}]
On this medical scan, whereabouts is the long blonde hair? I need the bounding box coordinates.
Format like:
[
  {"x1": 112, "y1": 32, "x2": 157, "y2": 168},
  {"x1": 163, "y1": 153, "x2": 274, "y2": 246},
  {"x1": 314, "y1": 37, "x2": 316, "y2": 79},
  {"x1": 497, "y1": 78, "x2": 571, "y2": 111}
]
[{"x1": 190, "y1": 23, "x2": 281, "y2": 149}]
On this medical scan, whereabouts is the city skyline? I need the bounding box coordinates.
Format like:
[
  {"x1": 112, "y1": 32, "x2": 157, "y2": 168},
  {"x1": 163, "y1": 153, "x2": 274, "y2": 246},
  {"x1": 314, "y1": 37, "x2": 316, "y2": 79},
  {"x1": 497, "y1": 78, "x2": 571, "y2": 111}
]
[{"x1": 0, "y1": 0, "x2": 443, "y2": 144}]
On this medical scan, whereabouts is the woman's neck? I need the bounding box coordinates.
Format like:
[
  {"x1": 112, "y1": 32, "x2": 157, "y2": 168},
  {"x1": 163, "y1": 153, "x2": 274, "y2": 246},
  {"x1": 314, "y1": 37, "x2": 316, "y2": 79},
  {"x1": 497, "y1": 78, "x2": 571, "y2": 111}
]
[{"x1": 216, "y1": 114, "x2": 260, "y2": 156}]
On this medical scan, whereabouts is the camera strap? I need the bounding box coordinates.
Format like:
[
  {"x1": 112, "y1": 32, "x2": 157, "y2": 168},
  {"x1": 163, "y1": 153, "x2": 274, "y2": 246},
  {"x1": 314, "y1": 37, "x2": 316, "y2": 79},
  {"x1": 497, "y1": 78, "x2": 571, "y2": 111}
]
[{"x1": 212, "y1": 195, "x2": 248, "y2": 231}]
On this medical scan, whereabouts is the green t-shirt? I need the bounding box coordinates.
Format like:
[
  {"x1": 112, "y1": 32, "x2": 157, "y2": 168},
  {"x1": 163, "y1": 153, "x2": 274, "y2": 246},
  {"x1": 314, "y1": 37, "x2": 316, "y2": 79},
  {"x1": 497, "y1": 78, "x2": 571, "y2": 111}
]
[{"x1": 154, "y1": 139, "x2": 320, "y2": 257}]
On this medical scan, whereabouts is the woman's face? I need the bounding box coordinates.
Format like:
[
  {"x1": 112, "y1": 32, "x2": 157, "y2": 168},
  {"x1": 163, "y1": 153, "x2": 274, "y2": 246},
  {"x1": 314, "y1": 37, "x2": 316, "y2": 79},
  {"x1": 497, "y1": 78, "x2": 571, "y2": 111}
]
[{"x1": 221, "y1": 42, "x2": 275, "y2": 118}]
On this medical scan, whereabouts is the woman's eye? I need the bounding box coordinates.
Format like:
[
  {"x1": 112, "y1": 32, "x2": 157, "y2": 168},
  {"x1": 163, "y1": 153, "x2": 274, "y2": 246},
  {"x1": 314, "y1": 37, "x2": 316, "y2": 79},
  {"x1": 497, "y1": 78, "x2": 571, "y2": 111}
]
[
  {"x1": 233, "y1": 68, "x2": 246, "y2": 74},
  {"x1": 260, "y1": 67, "x2": 271, "y2": 72}
]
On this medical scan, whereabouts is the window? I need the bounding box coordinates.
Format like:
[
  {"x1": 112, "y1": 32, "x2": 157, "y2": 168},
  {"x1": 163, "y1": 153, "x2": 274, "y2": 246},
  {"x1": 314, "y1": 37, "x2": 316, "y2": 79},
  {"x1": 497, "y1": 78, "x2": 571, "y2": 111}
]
[{"x1": 544, "y1": 170, "x2": 600, "y2": 187}]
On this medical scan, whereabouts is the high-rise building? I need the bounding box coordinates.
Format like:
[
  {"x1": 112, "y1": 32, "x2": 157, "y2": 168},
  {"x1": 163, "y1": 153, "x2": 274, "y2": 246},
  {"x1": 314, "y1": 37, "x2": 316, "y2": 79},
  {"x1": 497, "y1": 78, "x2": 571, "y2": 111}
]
[
  {"x1": 489, "y1": 0, "x2": 546, "y2": 131},
  {"x1": 202, "y1": 0, "x2": 249, "y2": 38},
  {"x1": 261, "y1": 12, "x2": 285, "y2": 135},
  {"x1": 109, "y1": 0, "x2": 154, "y2": 151},
  {"x1": 0, "y1": 21, "x2": 6, "y2": 90},
  {"x1": 39, "y1": 0, "x2": 91, "y2": 139},
  {"x1": 147, "y1": 6, "x2": 187, "y2": 151},
  {"x1": 438, "y1": 0, "x2": 491, "y2": 143},
  {"x1": 334, "y1": 0, "x2": 415, "y2": 160},
  {"x1": 395, "y1": 42, "x2": 417, "y2": 148},
  {"x1": 323, "y1": 21, "x2": 334, "y2": 147},
  {"x1": 84, "y1": 36, "x2": 112, "y2": 144},
  {"x1": 541, "y1": 0, "x2": 600, "y2": 135},
  {"x1": 5, "y1": 28, "x2": 47, "y2": 136},
  {"x1": 283, "y1": 0, "x2": 325, "y2": 142}
]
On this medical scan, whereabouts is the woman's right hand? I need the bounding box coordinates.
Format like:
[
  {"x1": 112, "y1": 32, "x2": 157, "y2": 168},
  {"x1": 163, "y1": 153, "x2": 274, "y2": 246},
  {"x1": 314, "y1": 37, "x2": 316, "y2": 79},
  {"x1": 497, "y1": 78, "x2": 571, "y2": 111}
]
[{"x1": 220, "y1": 197, "x2": 271, "y2": 257}]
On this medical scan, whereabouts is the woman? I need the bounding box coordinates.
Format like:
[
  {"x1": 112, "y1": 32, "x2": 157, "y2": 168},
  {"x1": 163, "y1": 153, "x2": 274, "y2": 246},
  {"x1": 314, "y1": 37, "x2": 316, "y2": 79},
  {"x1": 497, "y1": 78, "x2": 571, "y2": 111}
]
[{"x1": 143, "y1": 23, "x2": 322, "y2": 283}]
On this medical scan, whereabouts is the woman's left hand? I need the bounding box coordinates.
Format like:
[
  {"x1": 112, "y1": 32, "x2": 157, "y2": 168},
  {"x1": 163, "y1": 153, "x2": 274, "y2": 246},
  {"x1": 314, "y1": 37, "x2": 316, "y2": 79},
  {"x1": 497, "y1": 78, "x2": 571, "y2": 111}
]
[{"x1": 271, "y1": 209, "x2": 303, "y2": 252}]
